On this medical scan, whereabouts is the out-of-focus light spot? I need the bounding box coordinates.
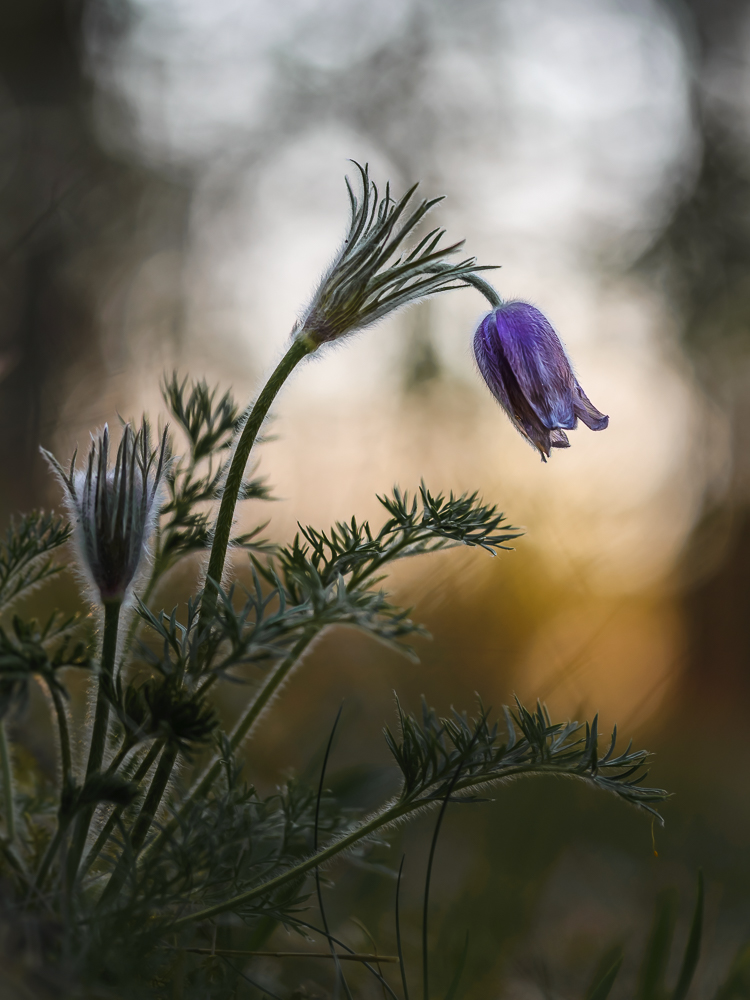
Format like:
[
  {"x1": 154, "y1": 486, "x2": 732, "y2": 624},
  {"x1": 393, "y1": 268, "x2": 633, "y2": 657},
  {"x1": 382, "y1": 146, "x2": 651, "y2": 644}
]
[
  {"x1": 517, "y1": 598, "x2": 684, "y2": 729},
  {"x1": 183, "y1": 125, "x2": 397, "y2": 372},
  {"x1": 79, "y1": 0, "x2": 722, "y2": 622}
]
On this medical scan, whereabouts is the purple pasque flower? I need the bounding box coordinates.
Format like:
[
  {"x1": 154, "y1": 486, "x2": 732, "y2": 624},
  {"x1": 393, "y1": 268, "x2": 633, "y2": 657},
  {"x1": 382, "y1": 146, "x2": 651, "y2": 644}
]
[{"x1": 473, "y1": 301, "x2": 608, "y2": 460}]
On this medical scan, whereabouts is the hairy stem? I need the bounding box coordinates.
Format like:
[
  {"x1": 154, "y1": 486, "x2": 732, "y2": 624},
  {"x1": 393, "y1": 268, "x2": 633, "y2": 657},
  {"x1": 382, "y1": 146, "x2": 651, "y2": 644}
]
[
  {"x1": 80, "y1": 739, "x2": 164, "y2": 877},
  {"x1": 105, "y1": 739, "x2": 135, "y2": 777},
  {"x1": 117, "y1": 568, "x2": 159, "y2": 680},
  {"x1": 423, "y1": 267, "x2": 502, "y2": 310},
  {"x1": 67, "y1": 600, "x2": 122, "y2": 885},
  {"x1": 120, "y1": 340, "x2": 314, "y2": 886},
  {"x1": 0, "y1": 721, "x2": 15, "y2": 843},
  {"x1": 460, "y1": 272, "x2": 502, "y2": 308},
  {"x1": 200, "y1": 336, "x2": 314, "y2": 624},
  {"x1": 48, "y1": 684, "x2": 73, "y2": 794},
  {"x1": 171, "y1": 763, "x2": 552, "y2": 930},
  {"x1": 86, "y1": 602, "x2": 123, "y2": 777},
  {"x1": 205, "y1": 632, "x2": 317, "y2": 784},
  {"x1": 173, "y1": 800, "x2": 413, "y2": 929},
  {"x1": 99, "y1": 742, "x2": 179, "y2": 907}
]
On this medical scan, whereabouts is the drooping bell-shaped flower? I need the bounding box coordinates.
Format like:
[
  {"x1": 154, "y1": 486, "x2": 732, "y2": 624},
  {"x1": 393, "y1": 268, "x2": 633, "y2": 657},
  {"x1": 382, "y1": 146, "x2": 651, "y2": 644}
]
[
  {"x1": 473, "y1": 302, "x2": 609, "y2": 460},
  {"x1": 43, "y1": 421, "x2": 170, "y2": 603}
]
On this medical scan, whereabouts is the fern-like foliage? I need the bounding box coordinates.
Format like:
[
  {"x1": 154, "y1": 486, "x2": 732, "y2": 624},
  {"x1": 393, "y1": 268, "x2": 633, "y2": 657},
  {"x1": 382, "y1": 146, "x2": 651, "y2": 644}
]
[
  {"x1": 273, "y1": 483, "x2": 519, "y2": 596},
  {"x1": 386, "y1": 699, "x2": 667, "y2": 819},
  {"x1": 0, "y1": 511, "x2": 71, "y2": 611},
  {"x1": 0, "y1": 613, "x2": 89, "y2": 719},
  {"x1": 137, "y1": 484, "x2": 512, "y2": 681},
  {"x1": 163, "y1": 374, "x2": 243, "y2": 462},
  {"x1": 151, "y1": 376, "x2": 274, "y2": 585},
  {"x1": 140, "y1": 763, "x2": 359, "y2": 924},
  {"x1": 134, "y1": 699, "x2": 667, "y2": 940}
]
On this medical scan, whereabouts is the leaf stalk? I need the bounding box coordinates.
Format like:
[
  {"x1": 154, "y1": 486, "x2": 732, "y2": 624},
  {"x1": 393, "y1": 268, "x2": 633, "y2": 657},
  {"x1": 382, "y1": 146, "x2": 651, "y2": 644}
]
[{"x1": 67, "y1": 600, "x2": 122, "y2": 884}]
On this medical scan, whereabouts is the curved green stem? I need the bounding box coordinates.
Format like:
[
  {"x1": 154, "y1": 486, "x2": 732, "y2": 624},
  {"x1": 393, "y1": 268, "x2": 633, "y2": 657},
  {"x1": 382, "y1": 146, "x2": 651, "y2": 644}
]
[
  {"x1": 224, "y1": 631, "x2": 318, "y2": 749},
  {"x1": 0, "y1": 721, "x2": 15, "y2": 844},
  {"x1": 172, "y1": 762, "x2": 560, "y2": 929},
  {"x1": 460, "y1": 272, "x2": 502, "y2": 309},
  {"x1": 422, "y1": 762, "x2": 466, "y2": 1000},
  {"x1": 200, "y1": 336, "x2": 315, "y2": 625},
  {"x1": 105, "y1": 739, "x2": 135, "y2": 777},
  {"x1": 424, "y1": 267, "x2": 501, "y2": 310},
  {"x1": 80, "y1": 739, "x2": 164, "y2": 878},
  {"x1": 133, "y1": 338, "x2": 314, "y2": 869},
  {"x1": 66, "y1": 600, "x2": 122, "y2": 885}
]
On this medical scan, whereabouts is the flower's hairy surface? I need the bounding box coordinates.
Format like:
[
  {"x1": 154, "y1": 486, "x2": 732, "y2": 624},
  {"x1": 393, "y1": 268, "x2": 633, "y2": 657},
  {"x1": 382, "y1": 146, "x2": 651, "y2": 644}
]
[
  {"x1": 473, "y1": 302, "x2": 609, "y2": 459},
  {"x1": 297, "y1": 161, "x2": 494, "y2": 345},
  {"x1": 42, "y1": 421, "x2": 170, "y2": 603}
]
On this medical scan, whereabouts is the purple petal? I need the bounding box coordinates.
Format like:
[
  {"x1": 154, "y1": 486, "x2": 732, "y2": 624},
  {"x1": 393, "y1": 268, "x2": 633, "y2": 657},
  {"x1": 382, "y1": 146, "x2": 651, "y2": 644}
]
[
  {"x1": 492, "y1": 303, "x2": 577, "y2": 431},
  {"x1": 573, "y1": 380, "x2": 609, "y2": 431},
  {"x1": 549, "y1": 428, "x2": 570, "y2": 448},
  {"x1": 474, "y1": 313, "x2": 554, "y2": 456}
]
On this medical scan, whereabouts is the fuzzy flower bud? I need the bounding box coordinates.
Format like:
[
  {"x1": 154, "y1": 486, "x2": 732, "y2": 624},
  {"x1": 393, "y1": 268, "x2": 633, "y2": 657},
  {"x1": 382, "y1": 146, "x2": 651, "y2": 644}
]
[
  {"x1": 296, "y1": 162, "x2": 494, "y2": 347},
  {"x1": 473, "y1": 302, "x2": 609, "y2": 460},
  {"x1": 42, "y1": 421, "x2": 170, "y2": 604}
]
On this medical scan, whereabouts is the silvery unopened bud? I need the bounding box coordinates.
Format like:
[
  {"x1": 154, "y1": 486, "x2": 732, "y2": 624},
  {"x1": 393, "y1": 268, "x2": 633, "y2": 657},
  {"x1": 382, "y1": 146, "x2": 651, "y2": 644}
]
[
  {"x1": 296, "y1": 162, "x2": 495, "y2": 347},
  {"x1": 42, "y1": 421, "x2": 170, "y2": 604}
]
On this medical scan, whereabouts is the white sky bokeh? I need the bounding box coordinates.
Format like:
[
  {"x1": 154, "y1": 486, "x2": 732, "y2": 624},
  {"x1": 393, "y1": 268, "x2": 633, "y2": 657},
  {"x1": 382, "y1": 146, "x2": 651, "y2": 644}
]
[{"x1": 79, "y1": 0, "x2": 727, "y2": 599}]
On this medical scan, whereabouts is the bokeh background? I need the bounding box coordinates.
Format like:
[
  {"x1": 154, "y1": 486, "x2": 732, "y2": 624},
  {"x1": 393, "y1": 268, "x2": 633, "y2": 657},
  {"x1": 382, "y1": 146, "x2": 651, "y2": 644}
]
[{"x1": 5, "y1": 0, "x2": 750, "y2": 996}]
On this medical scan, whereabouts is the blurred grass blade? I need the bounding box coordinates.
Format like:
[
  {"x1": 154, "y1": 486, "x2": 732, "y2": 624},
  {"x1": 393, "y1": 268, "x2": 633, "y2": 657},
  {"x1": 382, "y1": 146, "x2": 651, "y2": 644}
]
[
  {"x1": 444, "y1": 933, "x2": 469, "y2": 1000},
  {"x1": 672, "y1": 871, "x2": 704, "y2": 1000},
  {"x1": 638, "y1": 890, "x2": 678, "y2": 1000},
  {"x1": 714, "y1": 944, "x2": 750, "y2": 1000},
  {"x1": 586, "y1": 950, "x2": 624, "y2": 1000},
  {"x1": 396, "y1": 856, "x2": 410, "y2": 1000}
]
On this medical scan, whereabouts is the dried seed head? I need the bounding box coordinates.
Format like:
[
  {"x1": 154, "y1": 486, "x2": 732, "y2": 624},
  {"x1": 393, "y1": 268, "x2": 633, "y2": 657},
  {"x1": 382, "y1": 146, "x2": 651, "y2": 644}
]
[
  {"x1": 42, "y1": 420, "x2": 170, "y2": 604},
  {"x1": 296, "y1": 162, "x2": 495, "y2": 347}
]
